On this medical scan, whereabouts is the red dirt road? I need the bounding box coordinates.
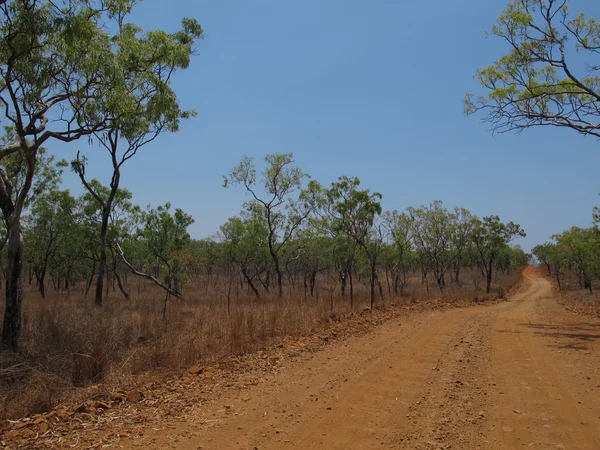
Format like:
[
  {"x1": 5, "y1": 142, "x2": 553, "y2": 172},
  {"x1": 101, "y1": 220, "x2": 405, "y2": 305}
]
[{"x1": 122, "y1": 269, "x2": 600, "y2": 449}]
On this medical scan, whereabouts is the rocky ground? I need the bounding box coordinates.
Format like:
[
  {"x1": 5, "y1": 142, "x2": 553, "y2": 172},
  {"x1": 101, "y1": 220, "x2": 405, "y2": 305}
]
[{"x1": 3, "y1": 268, "x2": 599, "y2": 449}]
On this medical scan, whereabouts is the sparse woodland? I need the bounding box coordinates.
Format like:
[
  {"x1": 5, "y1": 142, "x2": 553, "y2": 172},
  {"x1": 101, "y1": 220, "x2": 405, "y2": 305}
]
[
  {"x1": 14, "y1": 0, "x2": 600, "y2": 424},
  {"x1": 0, "y1": 144, "x2": 528, "y2": 418}
]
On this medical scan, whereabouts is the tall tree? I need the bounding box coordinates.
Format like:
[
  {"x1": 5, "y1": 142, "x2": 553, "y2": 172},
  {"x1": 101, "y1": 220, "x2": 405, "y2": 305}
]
[
  {"x1": 71, "y1": 16, "x2": 201, "y2": 307},
  {"x1": 465, "y1": 0, "x2": 600, "y2": 137},
  {"x1": 0, "y1": 0, "x2": 201, "y2": 349},
  {"x1": 77, "y1": 180, "x2": 139, "y2": 299}
]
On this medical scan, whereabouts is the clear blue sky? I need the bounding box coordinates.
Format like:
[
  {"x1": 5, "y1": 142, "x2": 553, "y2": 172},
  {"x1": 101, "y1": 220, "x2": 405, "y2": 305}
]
[{"x1": 51, "y1": 0, "x2": 600, "y2": 251}]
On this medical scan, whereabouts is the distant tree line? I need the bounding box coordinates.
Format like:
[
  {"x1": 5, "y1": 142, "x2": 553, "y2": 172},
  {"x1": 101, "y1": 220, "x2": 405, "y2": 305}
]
[{"x1": 1, "y1": 150, "x2": 528, "y2": 323}]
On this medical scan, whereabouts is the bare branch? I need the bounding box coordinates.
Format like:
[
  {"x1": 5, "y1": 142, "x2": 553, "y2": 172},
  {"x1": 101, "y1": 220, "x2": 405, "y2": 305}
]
[{"x1": 114, "y1": 243, "x2": 184, "y2": 299}]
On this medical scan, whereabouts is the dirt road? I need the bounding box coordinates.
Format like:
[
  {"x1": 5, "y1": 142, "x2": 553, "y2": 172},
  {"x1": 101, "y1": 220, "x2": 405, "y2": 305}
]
[{"x1": 131, "y1": 268, "x2": 600, "y2": 450}]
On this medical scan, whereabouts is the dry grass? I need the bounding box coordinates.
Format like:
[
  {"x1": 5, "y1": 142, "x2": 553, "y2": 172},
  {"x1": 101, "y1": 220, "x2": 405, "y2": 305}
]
[
  {"x1": 548, "y1": 271, "x2": 600, "y2": 318},
  {"x1": 0, "y1": 268, "x2": 520, "y2": 421}
]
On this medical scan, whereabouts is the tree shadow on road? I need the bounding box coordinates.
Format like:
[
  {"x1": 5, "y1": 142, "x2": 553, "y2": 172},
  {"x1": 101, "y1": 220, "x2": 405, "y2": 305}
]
[{"x1": 500, "y1": 322, "x2": 600, "y2": 351}]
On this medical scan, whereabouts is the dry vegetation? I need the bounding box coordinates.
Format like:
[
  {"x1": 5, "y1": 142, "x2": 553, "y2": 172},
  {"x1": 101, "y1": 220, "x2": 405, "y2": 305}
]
[
  {"x1": 544, "y1": 270, "x2": 600, "y2": 318},
  {"x1": 0, "y1": 268, "x2": 520, "y2": 423}
]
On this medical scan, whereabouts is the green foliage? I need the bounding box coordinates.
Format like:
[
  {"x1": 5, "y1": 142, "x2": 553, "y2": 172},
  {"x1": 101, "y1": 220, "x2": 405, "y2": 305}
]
[
  {"x1": 0, "y1": 0, "x2": 203, "y2": 347},
  {"x1": 137, "y1": 202, "x2": 194, "y2": 291},
  {"x1": 0, "y1": 129, "x2": 66, "y2": 211},
  {"x1": 534, "y1": 222, "x2": 600, "y2": 292},
  {"x1": 471, "y1": 215, "x2": 526, "y2": 292},
  {"x1": 224, "y1": 152, "x2": 313, "y2": 296},
  {"x1": 407, "y1": 201, "x2": 475, "y2": 289},
  {"x1": 465, "y1": 0, "x2": 600, "y2": 137},
  {"x1": 323, "y1": 176, "x2": 382, "y2": 246}
]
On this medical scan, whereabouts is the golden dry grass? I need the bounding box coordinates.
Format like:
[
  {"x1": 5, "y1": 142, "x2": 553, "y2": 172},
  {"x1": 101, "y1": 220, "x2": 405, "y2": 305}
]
[{"x1": 0, "y1": 268, "x2": 520, "y2": 421}]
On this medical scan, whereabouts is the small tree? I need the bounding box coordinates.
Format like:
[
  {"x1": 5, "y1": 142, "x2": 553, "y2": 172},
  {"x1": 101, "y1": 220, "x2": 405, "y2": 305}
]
[
  {"x1": 137, "y1": 203, "x2": 194, "y2": 296},
  {"x1": 532, "y1": 242, "x2": 554, "y2": 275},
  {"x1": 296, "y1": 227, "x2": 332, "y2": 298},
  {"x1": 220, "y1": 216, "x2": 270, "y2": 297},
  {"x1": 77, "y1": 181, "x2": 139, "y2": 300},
  {"x1": 324, "y1": 176, "x2": 383, "y2": 308},
  {"x1": 472, "y1": 216, "x2": 526, "y2": 293},
  {"x1": 24, "y1": 189, "x2": 76, "y2": 298},
  {"x1": 382, "y1": 210, "x2": 415, "y2": 296}
]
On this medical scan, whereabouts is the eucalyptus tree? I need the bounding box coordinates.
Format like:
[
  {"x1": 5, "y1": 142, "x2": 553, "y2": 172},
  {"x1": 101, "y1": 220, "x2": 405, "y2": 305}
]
[
  {"x1": 532, "y1": 242, "x2": 554, "y2": 275},
  {"x1": 295, "y1": 227, "x2": 332, "y2": 298},
  {"x1": 531, "y1": 234, "x2": 584, "y2": 290},
  {"x1": 48, "y1": 207, "x2": 87, "y2": 293},
  {"x1": 553, "y1": 226, "x2": 600, "y2": 293},
  {"x1": 183, "y1": 239, "x2": 214, "y2": 280},
  {"x1": 219, "y1": 216, "x2": 270, "y2": 297},
  {"x1": 133, "y1": 202, "x2": 194, "y2": 298},
  {"x1": 0, "y1": 135, "x2": 65, "y2": 264},
  {"x1": 382, "y1": 210, "x2": 415, "y2": 296},
  {"x1": 465, "y1": 0, "x2": 600, "y2": 138},
  {"x1": 71, "y1": 11, "x2": 202, "y2": 307},
  {"x1": 450, "y1": 207, "x2": 476, "y2": 284},
  {"x1": 323, "y1": 176, "x2": 383, "y2": 308},
  {"x1": 307, "y1": 180, "x2": 357, "y2": 301},
  {"x1": 76, "y1": 180, "x2": 139, "y2": 299},
  {"x1": 408, "y1": 201, "x2": 474, "y2": 290},
  {"x1": 224, "y1": 153, "x2": 313, "y2": 297},
  {"x1": 471, "y1": 215, "x2": 526, "y2": 293},
  {"x1": 0, "y1": 0, "x2": 202, "y2": 349},
  {"x1": 23, "y1": 189, "x2": 76, "y2": 298}
]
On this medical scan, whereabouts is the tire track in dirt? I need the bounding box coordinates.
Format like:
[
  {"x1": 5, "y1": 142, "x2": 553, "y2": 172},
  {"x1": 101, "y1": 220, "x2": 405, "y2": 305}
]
[
  {"x1": 131, "y1": 305, "x2": 511, "y2": 449},
  {"x1": 483, "y1": 269, "x2": 600, "y2": 450},
  {"x1": 122, "y1": 269, "x2": 600, "y2": 449}
]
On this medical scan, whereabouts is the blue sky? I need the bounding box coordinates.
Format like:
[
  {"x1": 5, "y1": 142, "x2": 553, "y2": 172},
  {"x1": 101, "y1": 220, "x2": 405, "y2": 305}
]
[{"x1": 50, "y1": 0, "x2": 600, "y2": 251}]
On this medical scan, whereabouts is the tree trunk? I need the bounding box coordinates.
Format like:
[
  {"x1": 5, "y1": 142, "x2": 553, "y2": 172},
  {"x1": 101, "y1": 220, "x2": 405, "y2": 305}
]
[
  {"x1": 436, "y1": 271, "x2": 446, "y2": 291},
  {"x1": 377, "y1": 272, "x2": 384, "y2": 300},
  {"x1": 36, "y1": 270, "x2": 46, "y2": 299},
  {"x1": 276, "y1": 269, "x2": 283, "y2": 297},
  {"x1": 303, "y1": 275, "x2": 308, "y2": 299},
  {"x1": 349, "y1": 271, "x2": 354, "y2": 309},
  {"x1": 340, "y1": 271, "x2": 347, "y2": 298},
  {"x1": 86, "y1": 268, "x2": 95, "y2": 296},
  {"x1": 114, "y1": 269, "x2": 129, "y2": 300},
  {"x1": 2, "y1": 223, "x2": 23, "y2": 351},
  {"x1": 242, "y1": 270, "x2": 260, "y2": 297},
  {"x1": 95, "y1": 210, "x2": 109, "y2": 307},
  {"x1": 585, "y1": 276, "x2": 593, "y2": 294},
  {"x1": 486, "y1": 266, "x2": 493, "y2": 293},
  {"x1": 370, "y1": 262, "x2": 376, "y2": 309},
  {"x1": 385, "y1": 268, "x2": 391, "y2": 297}
]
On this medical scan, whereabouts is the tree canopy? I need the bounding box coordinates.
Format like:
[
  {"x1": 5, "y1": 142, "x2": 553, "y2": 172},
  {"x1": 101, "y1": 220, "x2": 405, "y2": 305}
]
[{"x1": 465, "y1": 0, "x2": 600, "y2": 138}]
